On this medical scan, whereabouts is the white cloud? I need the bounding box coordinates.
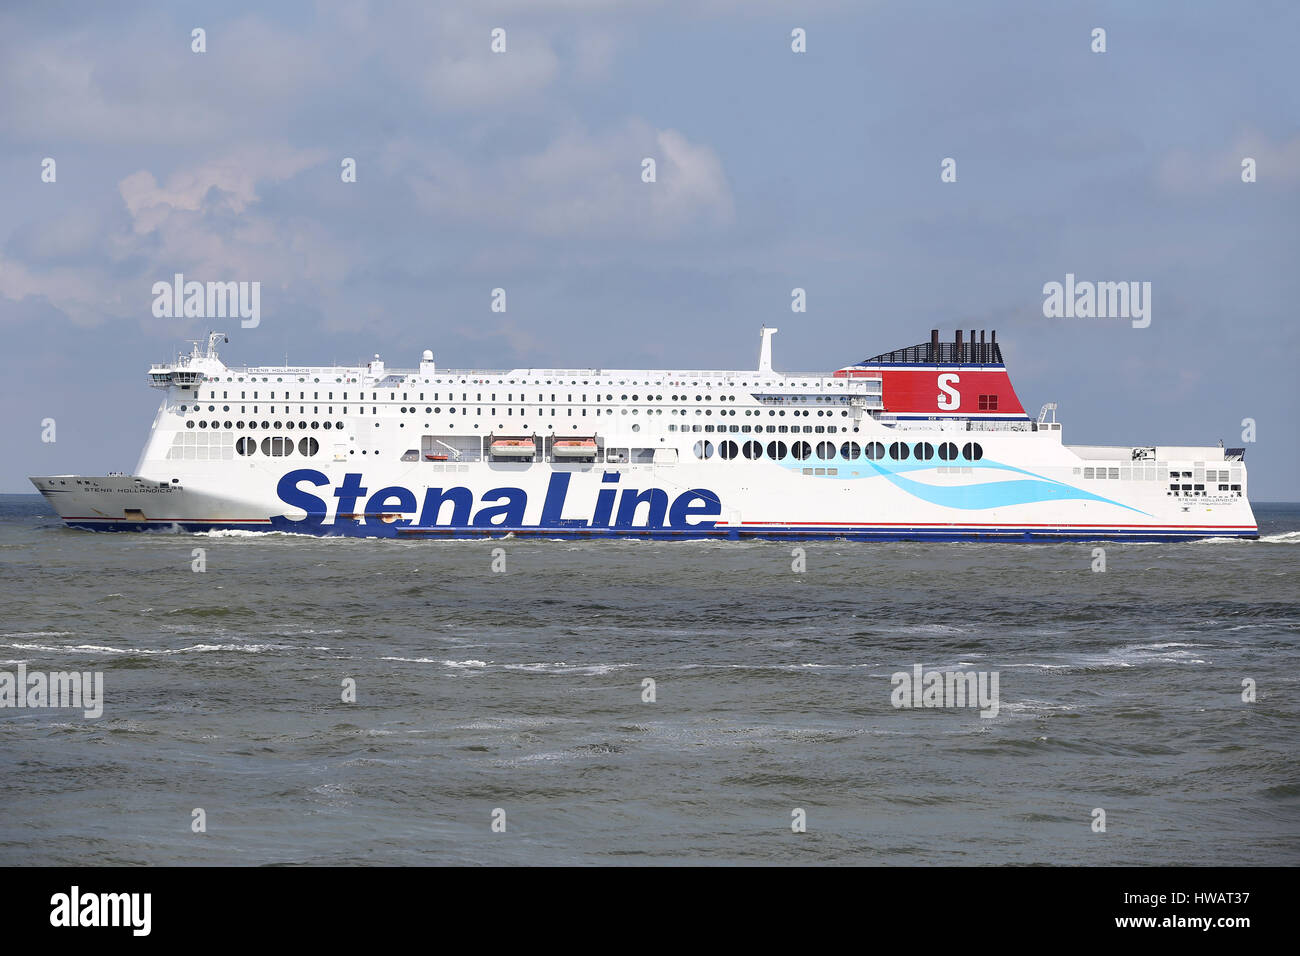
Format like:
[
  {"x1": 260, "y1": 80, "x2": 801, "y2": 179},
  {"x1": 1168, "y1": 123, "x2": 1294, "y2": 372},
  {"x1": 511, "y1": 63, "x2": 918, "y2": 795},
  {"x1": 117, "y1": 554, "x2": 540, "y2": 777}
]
[
  {"x1": 406, "y1": 120, "x2": 734, "y2": 237},
  {"x1": 1159, "y1": 131, "x2": 1300, "y2": 193}
]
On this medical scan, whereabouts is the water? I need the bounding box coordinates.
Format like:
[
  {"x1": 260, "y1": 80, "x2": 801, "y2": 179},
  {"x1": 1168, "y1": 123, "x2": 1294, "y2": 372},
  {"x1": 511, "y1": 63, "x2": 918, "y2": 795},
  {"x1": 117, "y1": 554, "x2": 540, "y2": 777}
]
[{"x1": 1, "y1": 493, "x2": 1297, "y2": 865}]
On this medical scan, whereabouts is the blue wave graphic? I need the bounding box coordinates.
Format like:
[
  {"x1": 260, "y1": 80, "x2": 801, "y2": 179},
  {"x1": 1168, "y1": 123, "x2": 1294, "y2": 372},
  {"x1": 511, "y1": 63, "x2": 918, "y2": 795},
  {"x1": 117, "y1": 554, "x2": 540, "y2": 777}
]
[{"x1": 783, "y1": 455, "x2": 1148, "y2": 514}]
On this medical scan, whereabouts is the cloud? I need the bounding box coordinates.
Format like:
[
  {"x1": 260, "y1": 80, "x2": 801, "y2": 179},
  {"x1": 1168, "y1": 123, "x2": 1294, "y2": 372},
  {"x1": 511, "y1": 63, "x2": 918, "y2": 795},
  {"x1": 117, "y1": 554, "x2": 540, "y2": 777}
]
[
  {"x1": 1158, "y1": 131, "x2": 1300, "y2": 193},
  {"x1": 405, "y1": 120, "x2": 734, "y2": 237},
  {"x1": 118, "y1": 145, "x2": 328, "y2": 232}
]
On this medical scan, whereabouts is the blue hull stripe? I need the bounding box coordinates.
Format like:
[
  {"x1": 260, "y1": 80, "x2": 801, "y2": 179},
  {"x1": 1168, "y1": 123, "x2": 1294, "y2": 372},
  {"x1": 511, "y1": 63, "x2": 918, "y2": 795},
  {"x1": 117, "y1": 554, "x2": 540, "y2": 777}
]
[{"x1": 59, "y1": 517, "x2": 1259, "y2": 542}]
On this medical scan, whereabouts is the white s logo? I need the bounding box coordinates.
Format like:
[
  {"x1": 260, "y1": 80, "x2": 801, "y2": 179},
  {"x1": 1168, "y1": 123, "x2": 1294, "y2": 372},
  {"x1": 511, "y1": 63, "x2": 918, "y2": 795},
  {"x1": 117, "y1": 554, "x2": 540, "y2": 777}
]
[{"x1": 937, "y1": 373, "x2": 960, "y2": 410}]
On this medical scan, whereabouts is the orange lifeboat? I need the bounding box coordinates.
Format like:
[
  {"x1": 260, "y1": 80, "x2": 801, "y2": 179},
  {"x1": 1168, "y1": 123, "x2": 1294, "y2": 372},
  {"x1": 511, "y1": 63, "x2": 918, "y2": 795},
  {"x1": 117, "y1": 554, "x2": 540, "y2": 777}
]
[
  {"x1": 490, "y1": 438, "x2": 536, "y2": 458},
  {"x1": 552, "y1": 439, "x2": 598, "y2": 459}
]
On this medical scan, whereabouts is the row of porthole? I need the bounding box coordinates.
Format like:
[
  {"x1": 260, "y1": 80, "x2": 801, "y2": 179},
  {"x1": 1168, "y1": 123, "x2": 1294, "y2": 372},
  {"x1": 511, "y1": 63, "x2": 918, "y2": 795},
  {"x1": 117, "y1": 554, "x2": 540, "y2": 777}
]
[
  {"x1": 212, "y1": 375, "x2": 850, "y2": 390},
  {"x1": 693, "y1": 440, "x2": 985, "y2": 462},
  {"x1": 235, "y1": 437, "x2": 321, "y2": 457},
  {"x1": 187, "y1": 420, "x2": 344, "y2": 430}
]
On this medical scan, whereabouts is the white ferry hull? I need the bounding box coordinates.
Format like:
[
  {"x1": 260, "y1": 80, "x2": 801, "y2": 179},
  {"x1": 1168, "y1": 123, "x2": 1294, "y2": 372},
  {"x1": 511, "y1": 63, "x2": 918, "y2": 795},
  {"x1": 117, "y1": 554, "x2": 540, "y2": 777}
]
[{"x1": 31, "y1": 456, "x2": 1258, "y2": 541}]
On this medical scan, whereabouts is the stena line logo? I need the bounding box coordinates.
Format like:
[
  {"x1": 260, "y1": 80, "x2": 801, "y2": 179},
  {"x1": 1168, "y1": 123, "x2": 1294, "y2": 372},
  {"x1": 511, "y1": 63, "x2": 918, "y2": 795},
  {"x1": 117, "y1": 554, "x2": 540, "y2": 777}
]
[
  {"x1": 936, "y1": 373, "x2": 960, "y2": 410},
  {"x1": 276, "y1": 470, "x2": 723, "y2": 530}
]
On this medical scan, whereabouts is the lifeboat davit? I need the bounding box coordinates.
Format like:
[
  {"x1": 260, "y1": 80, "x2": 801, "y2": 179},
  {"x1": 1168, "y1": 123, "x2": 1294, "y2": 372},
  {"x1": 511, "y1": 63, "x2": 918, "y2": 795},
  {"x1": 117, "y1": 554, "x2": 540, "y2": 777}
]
[
  {"x1": 490, "y1": 438, "x2": 536, "y2": 458},
  {"x1": 552, "y1": 439, "x2": 598, "y2": 459}
]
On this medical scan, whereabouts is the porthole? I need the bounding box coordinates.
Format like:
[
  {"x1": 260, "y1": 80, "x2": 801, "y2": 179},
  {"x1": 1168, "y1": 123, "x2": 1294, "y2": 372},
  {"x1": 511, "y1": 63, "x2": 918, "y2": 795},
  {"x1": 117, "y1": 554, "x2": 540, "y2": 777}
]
[
  {"x1": 185, "y1": 420, "x2": 194, "y2": 429},
  {"x1": 248, "y1": 420, "x2": 257, "y2": 430},
  {"x1": 261, "y1": 421, "x2": 270, "y2": 429},
  {"x1": 888, "y1": 441, "x2": 910, "y2": 461},
  {"x1": 285, "y1": 421, "x2": 294, "y2": 429},
  {"x1": 199, "y1": 420, "x2": 208, "y2": 428}
]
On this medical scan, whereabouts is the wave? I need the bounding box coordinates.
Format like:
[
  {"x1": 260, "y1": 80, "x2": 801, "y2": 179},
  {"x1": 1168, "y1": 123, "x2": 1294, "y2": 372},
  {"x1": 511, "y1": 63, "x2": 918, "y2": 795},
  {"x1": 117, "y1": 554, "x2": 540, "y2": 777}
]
[
  {"x1": 1260, "y1": 531, "x2": 1300, "y2": 544},
  {"x1": 2, "y1": 641, "x2": 288, "y2": 655}
]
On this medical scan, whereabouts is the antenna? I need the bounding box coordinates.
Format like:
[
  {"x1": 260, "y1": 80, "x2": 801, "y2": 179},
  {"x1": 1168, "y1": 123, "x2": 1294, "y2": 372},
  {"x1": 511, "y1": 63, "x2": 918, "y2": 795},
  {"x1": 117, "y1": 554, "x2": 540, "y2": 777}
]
[{"x1": 758, "y1": 326, "x2": 779, "y2": 373}]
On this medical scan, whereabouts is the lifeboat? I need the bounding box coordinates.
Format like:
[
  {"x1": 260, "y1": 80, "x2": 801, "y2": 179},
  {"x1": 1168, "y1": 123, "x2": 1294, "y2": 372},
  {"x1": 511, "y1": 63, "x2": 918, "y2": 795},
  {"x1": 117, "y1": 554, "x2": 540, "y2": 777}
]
[
  {"x1": 490, "y1": 438, "x2": 536, "y2": 458},
  {"x1": 423, "y1": 453, "x2": 449, "y2": 461},
  {"x1": 552, "y1": 439, "x2": 598, "y2": 459}
]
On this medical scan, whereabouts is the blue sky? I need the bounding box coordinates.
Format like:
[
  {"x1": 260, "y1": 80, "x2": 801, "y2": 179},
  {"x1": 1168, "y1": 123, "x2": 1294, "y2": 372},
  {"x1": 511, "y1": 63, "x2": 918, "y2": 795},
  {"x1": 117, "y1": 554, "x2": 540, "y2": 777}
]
[{"x1": 2, "y1": 0, "x2": 1297, "y2": 497}]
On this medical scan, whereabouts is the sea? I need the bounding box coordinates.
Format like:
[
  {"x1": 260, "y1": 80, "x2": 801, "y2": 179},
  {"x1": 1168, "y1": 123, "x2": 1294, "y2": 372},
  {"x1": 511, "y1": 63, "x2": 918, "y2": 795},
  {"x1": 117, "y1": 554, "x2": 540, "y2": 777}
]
[{"x1": 1, "y1": 494, "x2": 1296, "y2": 865}]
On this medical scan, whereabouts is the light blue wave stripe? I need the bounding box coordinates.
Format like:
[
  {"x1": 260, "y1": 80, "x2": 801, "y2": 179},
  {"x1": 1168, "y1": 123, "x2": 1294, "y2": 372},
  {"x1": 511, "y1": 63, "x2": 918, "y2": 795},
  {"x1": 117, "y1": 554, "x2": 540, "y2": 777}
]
[{"x1": 775, "y1": 453, "x2": 1149, "y2": 514}]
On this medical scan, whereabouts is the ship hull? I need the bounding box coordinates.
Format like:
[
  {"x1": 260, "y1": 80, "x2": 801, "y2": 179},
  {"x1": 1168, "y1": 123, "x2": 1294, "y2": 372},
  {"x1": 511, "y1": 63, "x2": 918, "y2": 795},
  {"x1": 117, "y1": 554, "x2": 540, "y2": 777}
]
[{"x1": 30, "y1": 457, "x2": 1259, "y2": 542}]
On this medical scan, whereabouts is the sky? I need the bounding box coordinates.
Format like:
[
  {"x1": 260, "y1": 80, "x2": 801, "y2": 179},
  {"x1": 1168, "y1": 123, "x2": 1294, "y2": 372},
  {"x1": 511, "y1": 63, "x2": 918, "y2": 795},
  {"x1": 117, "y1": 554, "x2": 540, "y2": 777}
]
[{"x1": 1, "y1": 0, "x2": 1297, "y2": 498}]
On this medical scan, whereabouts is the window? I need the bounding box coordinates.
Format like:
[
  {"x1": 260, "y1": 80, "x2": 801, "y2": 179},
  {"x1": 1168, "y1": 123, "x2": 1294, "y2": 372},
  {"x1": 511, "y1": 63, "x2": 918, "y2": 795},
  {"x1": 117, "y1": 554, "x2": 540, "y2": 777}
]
[
  {"x1": 914, "y1": 442, "x2": 935, "y2": 461},
  {"x1": 839, "y1": 441, "x2": 861, "y2": 460},
  {"x1": 888, "y1": 441, "x2": 910, "y2": 461},
  {"x1": 742, "y1": 440, "x2": 763, "y2": 460},
  {"x1": 791, "y1": 441, "x2": 812, "y2": 461},
  {"x1": 864, "y1": 441, "x2": 885, "y2": 460},
  {"x1": 962, "y1": 442, "x2": 983, "y2": 461},
  {"x1": 261, "y1": 436, "x2": 294, "y2": 456},
  {"x1": 719, "y1": 440, "x2": 739, "y2": 460},
  {"x1": 977, "y1": 394, "x2": 999, "y2": 411},
  {"x1": 693, "y1": 440, "x2": 713, "y2": 459},
  {"x1": 938, "y1": 442, "x2": 959, "y2": 461},
  {"x1": 235, "y1": 437, "x2": 256, "y2": 455},
  {"x1": 816, "y1": 441, "x2": 835, "y2": 460},
  {"x1": 299, "y1": 437, "x2": 319, "y2": 457},
  {"x1": 767, "y1": 441, "x2": 787, "y2": 460}
]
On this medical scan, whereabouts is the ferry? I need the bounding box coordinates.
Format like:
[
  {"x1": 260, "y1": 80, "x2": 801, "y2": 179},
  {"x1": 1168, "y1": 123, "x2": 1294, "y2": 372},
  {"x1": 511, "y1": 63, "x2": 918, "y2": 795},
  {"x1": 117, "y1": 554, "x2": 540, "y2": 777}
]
[{"x1": 30, "y1": 328, "x2": 1257, "y2": 540}]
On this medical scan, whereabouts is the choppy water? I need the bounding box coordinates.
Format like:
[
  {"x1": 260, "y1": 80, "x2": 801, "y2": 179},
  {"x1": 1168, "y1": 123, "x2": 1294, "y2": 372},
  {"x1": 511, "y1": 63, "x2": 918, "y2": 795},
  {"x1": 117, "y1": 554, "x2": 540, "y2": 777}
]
[{"x1": 1, "y1": 494, "x2": 1297, "y2": 865}]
